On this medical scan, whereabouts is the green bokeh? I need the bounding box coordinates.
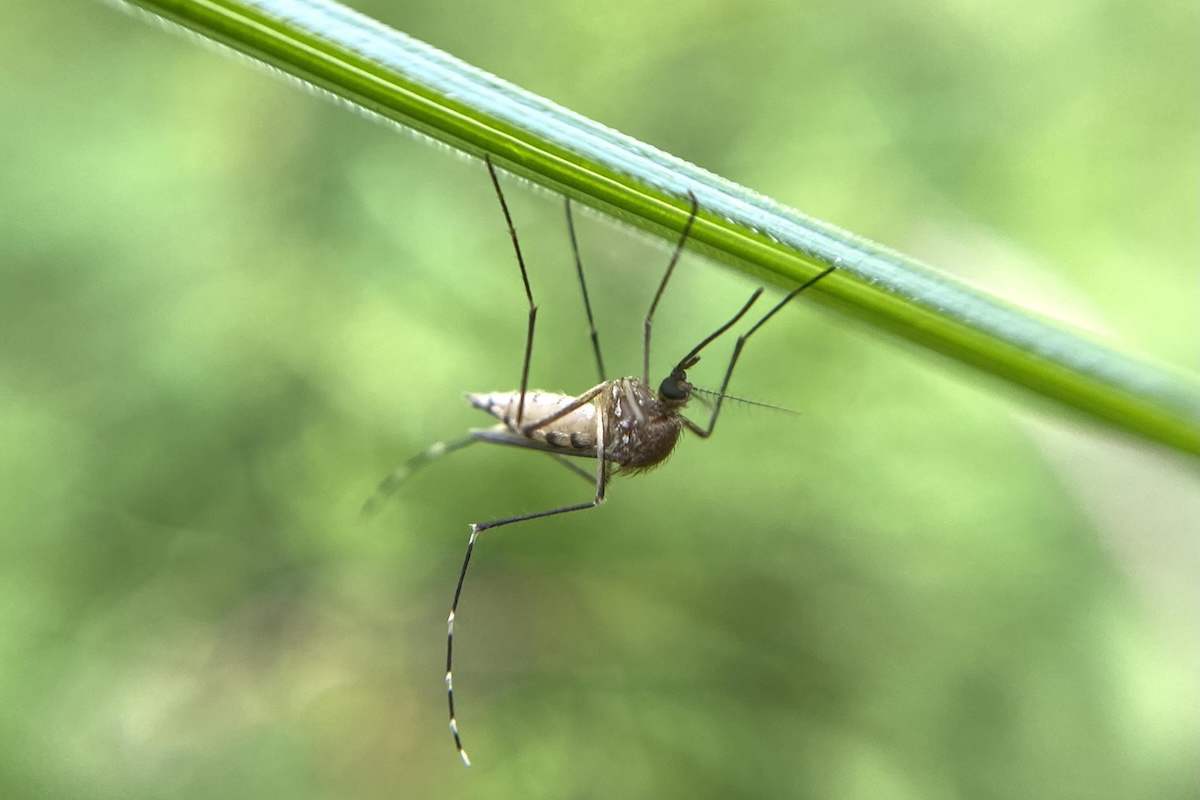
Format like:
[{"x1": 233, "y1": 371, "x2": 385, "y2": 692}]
[{"x1": 1, "y1": 1, "x2": 1196, "y2": 799}]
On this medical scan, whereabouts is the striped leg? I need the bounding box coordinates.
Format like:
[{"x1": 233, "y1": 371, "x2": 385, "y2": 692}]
[{"x1": 447, "y1": 406, "x2": 609, "y2": 766}]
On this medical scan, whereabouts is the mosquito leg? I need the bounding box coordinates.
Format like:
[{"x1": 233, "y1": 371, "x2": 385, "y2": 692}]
[
  {"x1": 361, "y1": 434, "x2": 479, "y2": 519},
  {"x1": 565, "y1": 199, "x2": 606, "y2": 383},
  {"x1": 643, "y1": 192, "x2": 699, "y2": 385},
  {"x1": 486, "y1": 156, "x2": 537, "y2": 426},
  {"x1": 685, "y1": 266, "x2": 837, "y2": 439},
  {"x1": 447, "y1": 408, "x2": 609, "y2": 766}
]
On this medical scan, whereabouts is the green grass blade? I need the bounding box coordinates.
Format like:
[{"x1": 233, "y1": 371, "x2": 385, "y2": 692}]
[{"x1": 107, "y1": 0, "x2": 1200, "y2": 454}]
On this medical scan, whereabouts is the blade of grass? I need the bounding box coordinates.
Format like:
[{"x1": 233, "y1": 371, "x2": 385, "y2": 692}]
[{"x1": 107, "y1": 0, "x2": 1200, "y2": 454}]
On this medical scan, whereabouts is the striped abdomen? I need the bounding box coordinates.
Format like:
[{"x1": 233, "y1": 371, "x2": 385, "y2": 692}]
[{"x1": 467, "y1": 390, "x2": 598, "y2": 452}]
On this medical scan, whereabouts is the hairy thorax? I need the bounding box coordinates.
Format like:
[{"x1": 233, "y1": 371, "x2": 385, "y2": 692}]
[{"x1": 598, "y1": 378, "x2": 683, "y2": 471}]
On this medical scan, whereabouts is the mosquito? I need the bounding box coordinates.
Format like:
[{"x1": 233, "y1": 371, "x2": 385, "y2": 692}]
[{"x1": 365, "y1": 156, "x2": 836, "y2": 766}]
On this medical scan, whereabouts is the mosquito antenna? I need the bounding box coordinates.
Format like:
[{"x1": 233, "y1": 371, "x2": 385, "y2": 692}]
[
  {"x1": 565, "y1": 199, "x2": 606, "y2": 383},
  {"x1": 691, "y1": 266, "x2": 837, "y2": 438},
  {"x1": 691, "y1": 386, "x2": 802, "y2": 417},
  {"x1": 486, "y1": 156, "x2": 537, "y2": 426},
  {"x1": 643, "y1": 192, "x2": 700, "y2": 385}
]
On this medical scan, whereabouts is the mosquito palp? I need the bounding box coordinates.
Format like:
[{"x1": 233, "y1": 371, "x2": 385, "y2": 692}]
[{"x1": 368, "y1": 155, "x2": 836, "y2": 766}]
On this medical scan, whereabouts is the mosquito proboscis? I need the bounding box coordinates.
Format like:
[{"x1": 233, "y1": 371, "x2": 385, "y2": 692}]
[{"x1": 365, "y1": 157, "x2": 836, "y2": 766}]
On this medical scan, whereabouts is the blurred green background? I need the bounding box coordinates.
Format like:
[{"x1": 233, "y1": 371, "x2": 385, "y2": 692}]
[{"x1": 1, "y1": 1, "x2": 1196, "y2": 798}]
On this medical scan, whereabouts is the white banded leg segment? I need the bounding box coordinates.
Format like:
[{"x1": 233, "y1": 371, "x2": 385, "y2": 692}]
[
  {"x1": 443, "y1": 423, "x2": 609, "y2": 764},
  {"x1": 446, "y1": 528, "x2": 480, "y2": 767}
]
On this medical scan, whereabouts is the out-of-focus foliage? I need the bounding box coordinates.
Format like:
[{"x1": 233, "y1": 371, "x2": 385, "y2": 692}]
[{"x1": 1, "y1": 1, "x2": 1195, "y2": 799}]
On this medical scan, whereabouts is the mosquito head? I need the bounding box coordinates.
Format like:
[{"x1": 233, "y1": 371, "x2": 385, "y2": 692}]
[{"x1": 657, "y1": 355, "x2": 699, "y2": 408}]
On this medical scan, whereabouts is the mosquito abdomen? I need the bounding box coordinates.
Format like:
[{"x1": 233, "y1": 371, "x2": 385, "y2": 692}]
[{"x1": 467, "y1": 390, "x2": 598, "y2": 450}]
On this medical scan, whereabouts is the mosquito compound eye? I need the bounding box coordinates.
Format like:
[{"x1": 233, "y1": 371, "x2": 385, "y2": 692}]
[{"x1": 658, "y1": 376, "x2": 689, "y2": 401}]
